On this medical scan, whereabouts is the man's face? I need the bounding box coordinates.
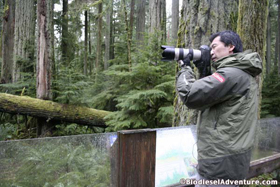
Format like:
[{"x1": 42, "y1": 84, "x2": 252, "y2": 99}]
[{"x1": 210, "y1": 36, "x2": 234, "y2": 62}]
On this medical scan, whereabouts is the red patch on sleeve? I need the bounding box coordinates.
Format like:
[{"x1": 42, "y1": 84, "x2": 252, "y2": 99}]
[{"x1": 211, "y1": 72, "x2": 225, "y2": 83}]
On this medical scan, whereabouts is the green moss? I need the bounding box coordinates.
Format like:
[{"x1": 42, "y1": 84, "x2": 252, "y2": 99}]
[
  {"x1": 210, "y1": 10, "x2": 216, "y2": 17},
  {"x1": 200, "y1": 7, "x2": 209, "y2": 15},
  {"x1": 4, "y1": 4, "x2": 9, "y2": 13},
  {"x1": 194, "y1": 26, "x2": 200, "y2": 34},
  {"x1": 230, "y1": 11, "x2": 238, "y2": 31}
]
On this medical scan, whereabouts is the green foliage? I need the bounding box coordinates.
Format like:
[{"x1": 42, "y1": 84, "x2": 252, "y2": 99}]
[
  {"x1": 261, "y1": 70, "x2": 280, "y2": 118},
  {"x1": 240, "y1": 169, "x2": 280, "y2": 187},
  {"x1": 53, "y1": 123, "x2": 96, "y2": 136},
  {"x1": 53, "y1": 67, "x2": 93, "y2": 105},
  {"x1": 103, "y1": 62, "x2": 175, "y2": 131},
  {"x1": 0, "y1": 138, "x2": 110, "y2": 187},
  {"x1": 0, "y1": 72, "x2": 36, "y2": 97},
  {"x1": 0, "y1": 123, "x2": 16, "y2": 141},
  {"x1": 0, "y1": 1, "x2": 177, "y2": 138}
]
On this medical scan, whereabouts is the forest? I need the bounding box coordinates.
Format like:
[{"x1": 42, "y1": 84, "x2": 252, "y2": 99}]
[{"x1": 0, "y1": 0, "x2": 280, "y2": 140}]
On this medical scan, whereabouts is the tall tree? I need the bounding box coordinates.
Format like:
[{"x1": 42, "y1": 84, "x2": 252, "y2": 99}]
[
  {"x1": 122, "y1": 0, "x2": 132, "y2": 70},
  {"x1": 0, "y1": 1, "x2": 4, "y2": 58},
  {"x1": 237, "y1": 0, "x2": 269, "y2": 116},
  {"x1": 174, "y1": 0, "x2": 238, "y2": 126},
  {"x1": 84, "y1": 10, "x2": 88, "y2": 75},
  {"x1": 149, "y1": 0, "x2": 166, "y2": 38},
  {"x1": 278, "y1": 0, "x2": 280, "y2": 75},
  {"x1": 13, "y1": 0, "x2": 36, "y2": 82},
  {"x1": 1, "y1": 0, "x2": 15, "y2": 84},
  {"x1": 61, "y1": 0, "x2": 69, "y2": 65},
  {"x1": 266, "y1": 4, "x2": 272, "y2": 75},
  {"x1": 96, "y1": 1, "x2": 103, "y2": 72},
  {"x1": 237, "y1": 0, "x2": 268, "y2": 62},
  {"x1": 104, "y1": 0, "x2": 113, "y2": 70},
  {"x1": 171, "y1": 0, "x2": 179, "y2": 45},
  {"x1": 36, "y1": 0, "x2": 54, "y2": 136},
  {"x1": 129, "y1": 0, "x2": 135, "y2": 38},
  {"x1": 88, "y1": 10, "x2": 92, "y2": 74},
  {"x1": 136, "y1": 0, "x2": 146, "y2": 46}
]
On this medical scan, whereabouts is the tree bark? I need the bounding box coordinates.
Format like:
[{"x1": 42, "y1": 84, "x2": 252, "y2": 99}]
[
  {"x1": 0, "y1": 1, "x2": 4, "y2": 58},
  {"x1": 14, "y1": 0, "x2": 36, "y2": 82},
  {"x1": 96, "y1": 1, "x2": 103, "y2": 71},
  {"x1": 173, "y1": 0, "x2": 238, "y2": 126},
  {"x1": 129, "y1": 0, "x2": 135, "y2": 39},
  {"x1": 136, "y1": 0, "x2": 146, "y2": 46},
  {"x1": 37, "y1": 0, "x2": 54, "y2": 136},
  {"x1": 0, "y1": 93, "x2": 110, "y2": 127},
  {"x1": 84, "y1": 10, "x2": 88, "y2": 76},
  {"x1": 171, "y1": 0, "x2": 179, "y2": 45},
  {"x1": 1, "y1": 0, "x2": 15, "y2": 84},
  {"x1": 88, "y1": 10, "x2": 92, "y2": 74},
  {"x1": 278, "y1": 0, "x2": 280, "y2": 75},
  {"x1": 149, "y1": 0, "x2": 166, "y2": 36},
  {"x1": 266, "y1": 8, "x2": 271, "y2": 75},
  {"x1": 104, "y1": 0, "x2": 113, "y2": 70},
  {"x1": 61, "y1": 0, "x2": 69, "y2": 65},
  {"x1": 37, "y1": 0, "x2": 53, "y2": 100},
  {"x1": 275, "y1": 25, "x2": 279, "y2": 70},
  {"x1": 237, "y1": 0, "x2": 269, "y2": 117},
  {"x1": 122, "y1": 0, "x2": 132, "y2": 70}
]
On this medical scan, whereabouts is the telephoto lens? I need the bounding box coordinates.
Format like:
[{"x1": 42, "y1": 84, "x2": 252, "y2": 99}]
[{"x1": 161, "y1": 45, "x2": 201, "y2": 61}]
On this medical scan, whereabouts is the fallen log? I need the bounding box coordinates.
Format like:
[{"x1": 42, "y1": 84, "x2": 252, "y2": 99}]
[{"x1": 0, "y1": 93, "x2": 110, "y2": 127}]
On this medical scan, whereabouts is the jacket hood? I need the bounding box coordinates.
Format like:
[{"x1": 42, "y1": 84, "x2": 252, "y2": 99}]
[{"x1": 212, "y1": 50, "x2": 262, "y2": 77}]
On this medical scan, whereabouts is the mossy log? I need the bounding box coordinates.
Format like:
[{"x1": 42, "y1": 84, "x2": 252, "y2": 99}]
[{"x1": 0, "y1": 93, "x2": 110, "y2": 127}]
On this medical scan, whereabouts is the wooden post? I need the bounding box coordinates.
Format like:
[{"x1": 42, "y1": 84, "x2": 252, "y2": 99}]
[{"x1": 118, "y1": 129, "x2": 156, "y2": 187}]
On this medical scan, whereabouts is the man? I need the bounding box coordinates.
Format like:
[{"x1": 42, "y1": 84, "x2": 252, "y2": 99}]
[{"x1": 176, "y1": 31, "x2": 262, "y2": 185}]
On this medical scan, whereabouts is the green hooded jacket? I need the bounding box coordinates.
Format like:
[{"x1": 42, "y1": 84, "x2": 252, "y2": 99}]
[{"x1": 176, "y1": 50, "x2": 262, "y2": 180}]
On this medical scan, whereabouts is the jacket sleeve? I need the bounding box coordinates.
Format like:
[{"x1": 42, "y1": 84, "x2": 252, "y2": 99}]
[{"x1": 176, "y1": 66, "x2": 250, "y2": 110}]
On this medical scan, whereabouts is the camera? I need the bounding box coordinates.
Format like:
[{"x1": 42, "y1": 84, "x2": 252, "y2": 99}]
[
  {"x1": 161, "y1": 45, "x2": 212, "y2": 78},
  {"x1": 161, "y1": 45, "x2": 211, "y2": 62}
]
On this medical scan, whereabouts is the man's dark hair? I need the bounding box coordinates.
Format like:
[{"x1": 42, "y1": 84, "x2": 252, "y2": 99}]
[{"x1": 209, "y1": 30, "x2": 243, "y2": 53}]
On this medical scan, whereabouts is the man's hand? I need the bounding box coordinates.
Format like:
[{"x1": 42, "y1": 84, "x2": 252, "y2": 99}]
[
  {"x1": 193, "y1": 45, "x2": 212, "y2": 78},
  {"x1": 178, "y1": 53, "x2": 192, "y2": 67}
]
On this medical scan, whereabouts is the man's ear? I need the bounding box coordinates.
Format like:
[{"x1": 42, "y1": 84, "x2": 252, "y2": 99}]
[{"x1": 229, "y1": 44, "x2": 235, "y2": 53}]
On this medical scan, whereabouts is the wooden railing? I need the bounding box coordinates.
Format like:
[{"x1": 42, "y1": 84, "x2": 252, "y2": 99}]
[{"x1": 114, "y1": 128, "x2": 280, "y2": 187}]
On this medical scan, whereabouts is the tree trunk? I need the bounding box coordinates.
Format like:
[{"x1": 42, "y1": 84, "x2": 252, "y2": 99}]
[
  {"x1": 104, "y1": 0, "x2": 113, "y2": 70},
  {"x1": 84, "y1": 10, "x2": 88, "y2": 76},
  {"x1": 237, "y1": 0, "x2": 269, "y2": 117},
  {"x1": 266, "y1": 9, "x2": 271, "y2": 75},
  {"x1": 136, "y1": 0, "x2": 146, "y2": 46},
  {"x1": 88, "y1": 11, "x2": 92, "y2": 74},
  {"x1": 278, "y1": 0, "x2": 280, "y2": 75},
  {"x1": 275, "y1": 25, "x2": 279, "y2": 70},
  {"x1": 37, "y1": 0, "x2": 54, "y2": 136},
  {"x1": 0, "y1": 93, "x2": 110, "y2": 127},
  {"x1": 96, "y1": 2, "x2": 103, "y2": 72},
  {"x1": 237, "y1": 0, "x2": 268, "y2": 59},
  {"x1": 161, "y1": 0, "x2": 166, "y2": 43},
  {"x1": 129, "y1": 0, "x2": 135, "y2": 39},
  {"x1": 173, "y1": 0, "x2": 238, "y2": 126},
  {"x1": 1, "y1": 0, "x2": 15, "y2": 84},
  {"x1": 149, "y1": 0, "x2": 166, "y2": 35},
  {"x1": 61, "y1": 0, "x2": 68, "y2": 65},
  {"x1": 0, "y1": 1, "x2": 4, "y2": 58},
  {"x1": 171, "y1": 0, "x2": 179, "y2": 45},
  {"x1": 13, "y1": 0, "x2": 36, "y2": 82},
  {"x1": 122, "y1": 0, "x2": 132, "y2": 70}
]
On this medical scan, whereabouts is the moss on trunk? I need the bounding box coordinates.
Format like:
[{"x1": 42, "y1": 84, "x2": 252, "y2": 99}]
[{"x1": 0, "y1": 93, "x2": 110, "y2": 127}]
